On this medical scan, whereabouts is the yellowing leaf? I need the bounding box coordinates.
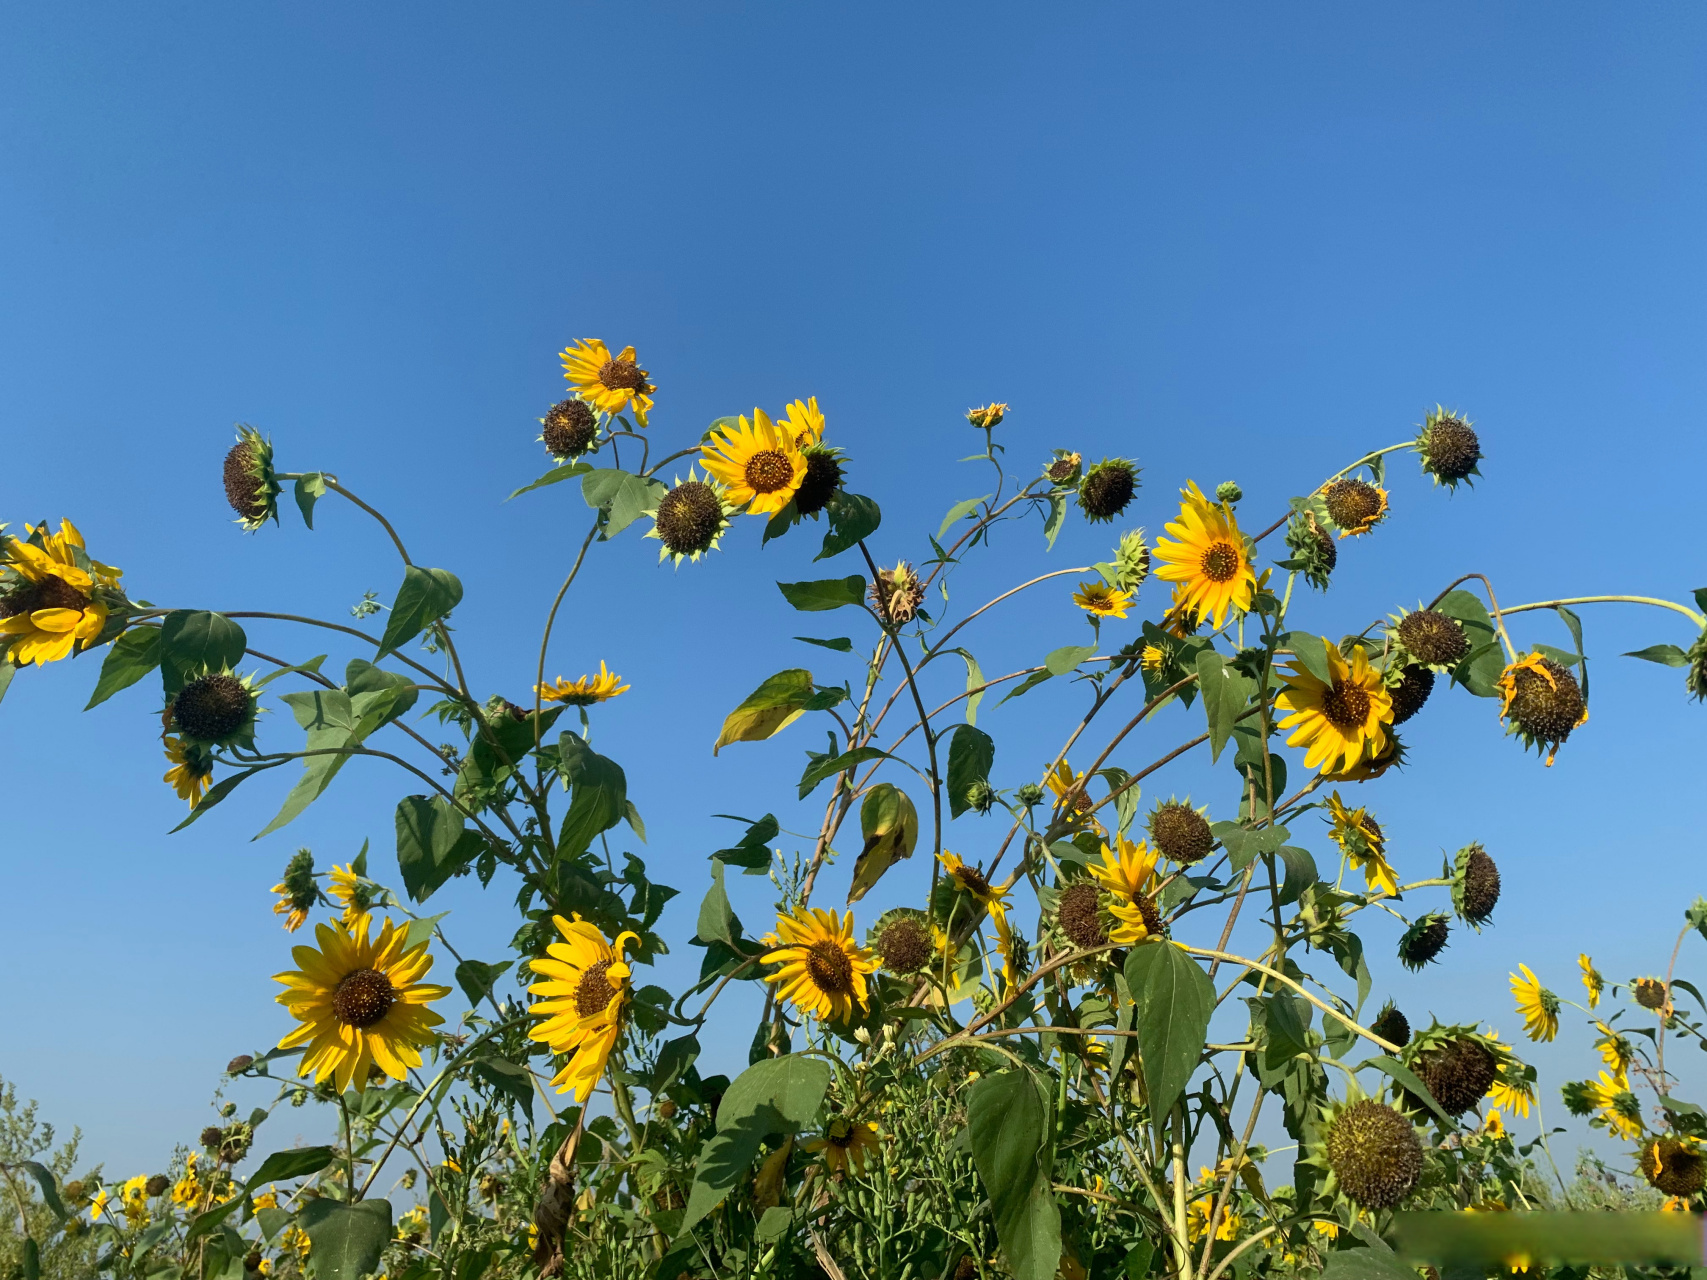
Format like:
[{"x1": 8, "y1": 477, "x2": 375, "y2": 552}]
[
  {"x1": 713, "y1": 669, "x2": 815, "y2": 755},
  {"x1": 848, "y1": 784, "x2": 918, "y2": 903}
]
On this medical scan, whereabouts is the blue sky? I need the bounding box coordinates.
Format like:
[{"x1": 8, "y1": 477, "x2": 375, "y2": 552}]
[{"x1": 2, "y1": 4, "x2": 1703, "y2": 1180}]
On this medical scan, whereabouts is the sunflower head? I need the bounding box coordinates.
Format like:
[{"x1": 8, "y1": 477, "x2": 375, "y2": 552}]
[
  {"x1": 1393, "y1": 608, "x2": 1470, "y2": 669},
  {"x1": 540, "y1": 399, "x2": 599, "y2": 459},
  {"x1": 1323, "y1": 1099, "x2": 1424, "y2": 1209},
  {"x1": 962, "y1": 778, "x2": 996, "y2": 815},
  {"x1": 700, "y1": 409, "x2": 808, "y2": 516},
  {"x1": 1416, "y1": 406, "x2": 1482, "y2": 490},
  {"x1": 1684, "y1": 627, "x2": 1707, "y2": 702},
  {"x1": 1275, "y1": 639, "x2": 1392, "y2": 775},
  {"x1": 560, "y1": 339, "x2": 654, "y2": 426},
  {"x1": 1077, "y1": 458, "x2": 1140, "y2": 523},
  {"x1": 870, "y1": 909, "x2": 933, "y2": 976},
  {"x1": 272, "y1": 849, "x2": 319, "y2": 932},
  {"x1": 1387, "y1": 664, "x2": 1434, "y2": 726},
  {"x1": 1152, "y1": 482, "x2": 1255, "y2": 630},
  {"x1": 1112, "y1": 528, "x2": 1150, "y2": 593},
  {"x1": 966, "y1": 403, "x2": 1008, "y2": 429},
  {"x1": 1147, "y1": 800, "x2": 1213, "y2": 865},
  {"x1": 1369, "y1": 1002, "x2": 1411, "y2": 1049},
  {"x1": 1321, "y1": 477, "x2": 1389, "y2": 538},
  {"x1": 1073, "y1": 580, "x2": 1134, "y2": 619},
  {"x1": 1642, "y1": 1137, "x2": 1707, "y2": 1198},
  {"x1": 1054, "y1": 881, "x2": 1109, "y2": 951},
  {"x1": 1045, "y1": 450, "x2": 1083, "y2": 486},
  {"x1": 762, "y1": 906, "x2": 878, "y2": 1024},
  {"x1": 1282, "y1": 509, "x2": 1337, "y2": 591},
  {"x1": 1452, "y1": 843, "x2": 1501, "y2": 928},
  {"x1": 528, "y1": 915, "x2": 642, "y2": 1101},
  {"x1": 162, "y1": 735, "x2": 215, "y2": 808},
  {"x1": 1498, "y1": 652, "x2": 1588, "y2": 765},
  {"x1": 1398, "y1": 913, "x2": 1451, "y2": 971},
  {"x1": 223, "y1": 426, "x2": 281, "y2": 531},
  {"x1": 1107, "y1": 891, "x2": 1163, "y2": 945},
  {"x1": 793, "y1": 447, "x2": 846, "y2": 518},
  {"x1": 870, "y1": 562, "x2": 926, "y2": 627},
  {"x1": 536, "y1": 661, "x2": 629, "y2": 707},
  {"x1": 1510, "y1": 964, "x2": 1560, "y2": 1042},
  {"x1": 1402, "y1": 1025, "x2": 1501, "y2": 1117},
  {"x1": 169, "y1": 669, "x2": 259, "y2": 749},
  {"x1": 1322, "y1": 731, "x2": 1407, "y2": 784},
  {"x1": 646, "y1": 470, "x2": 736, "y2": 566},
  {"x1": 1635, "y1": 977, "x2": 1670, "y2": 1012},
  {"x1": 0, "y1": 520, "x2": 123, "y2": 667}
]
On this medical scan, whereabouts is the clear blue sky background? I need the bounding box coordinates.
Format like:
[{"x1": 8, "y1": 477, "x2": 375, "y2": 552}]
[{"x1": 2, "y1": 5, "x2": 1703, "y2": 1182}]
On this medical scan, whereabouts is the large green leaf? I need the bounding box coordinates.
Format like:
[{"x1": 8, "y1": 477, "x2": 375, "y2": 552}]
[
  {"x1": 377, "y1": 566, "x2": 463, "y2": 658},
  {"x1": 967, "y1": 1070, "x2": 1062, "y2": 1280},
  {"x1": 1124, "y1": 941, "x2": 1214, "y2": 1123},
  {"x1": 680, "y1": 1055, "x2": 832, "y2": 1233},
  {"x1": 798, "y1": 744, "x2": 888, "y2": 800},
  {"x1": 296, "y1": 1198, "x2": 393, "y2": 1280},
  {"x1": 694, "y1": 860, "x2": 741, "y2": 948},
  {"x1": 159, "y1": 610, "x2": 247, "y2": 692},
  {"x1": 1435, "y1": 590, "x2": 1503, "y2": 697},
  {"x1": 713, "y1": 669, "x2": 815, "y2": 754},
  {"x1": 1626, "y1": 643, "x2": 1690, "y2": 667},
  {"x1": 776, "y1": 576, "x2": 866, "y2": 612},
  {"x1": 395, "y1": 795, "x2": 483, "y2": 901},
  {"x1": 1196, "y1": 649, "x2": 1253, "y2": 762},
  {"x1": 947, "y1": 724, "x2": 995, "y2": 819},
  {"x1": 557, "y1": 733, "x2": 628, "y2": 855},
  {"x1": 848, "y1": 783, "x2": 918, "y2": 903},
  {"x1": 248, "y1": 1146, "x2": 336, "y2": 1185},
  {"x1": 507, "y1": 460, "x2": 591, "y2": 500},
  {"x1": 815, "y1": 492, "x2": 881, "y2": 560},
  {"x1": 85, "y1": 627, "x2": 161, "y2": 709},
  {"x1": 257, "y1": 690, "x2": 360, "y2": 836}
]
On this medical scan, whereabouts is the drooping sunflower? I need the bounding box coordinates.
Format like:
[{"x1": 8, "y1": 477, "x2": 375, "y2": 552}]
[
  {"x1": 162, "y1": 736, "x2": 214, "y2": 807},
  {"x1": 1592, "y1": 1020, "x2": 1634, "y2": 1086},
  {"x1": 168, "y1": 669, "x2": 260, "y2": 750},
  {"x1": 1488, "y1": 1060, "x2": 1537, "y2": 1118},
  {"x1": 1151, "y1": 482, "x2": 1257, "y2": 630},
  {"x1": 1044, "y1": 760, "x2": 1102, "y2": 833},
  {"x1": 1072, "y1": 580, "x2": 1135, "y2": 619},
  {"x1": 1510, "y1": 965, "x2": 1559, "y2": 1043},
  {"x1": 0, "y1": 520, "x2": 121, "y2": 666},
  {"x1": 328, "y1": 862, "x2": 376, "y2": 927},
  {"x1": 700, "y1": 409, "x2": 808, "y2": 516},
  {"x1": 1106, "y1": 892, "x2": 1164, "y2": 946},
  {"x1": 273, "y1": 915, "x2": 450, "y2": 1093},
  {"x1": 537, "y1": 662, "x2": 629, "y2": 706},
  {"x1": 559, "y1": 339, "x2": 654, "y2": 426},
  {"x1": 1275, "y1": 639, "x2": 1392, "y2": 774},
  {"x1": 1088, "y1": 835, "x2": 1159, "y2": 904},
  {"x1": 1579, "y1": 954, "x2": 1605, "y2": 1009},
  {"x1": 528, "y1": 914, "x2": 640, "y2": 1100},
  {"x1": 937, "y1": 852, "x2": 1012, "y2": 927},
  {"x1": 272, "y1": 850, "x2": 319, "y2": 932},
  {"x1": 1585, "y1": 1071, "x2": 1645, "y2": 1140},
  {"x1": 1320, "y1": 477, "x2": 1389, "y2": 538},
  {"x1": 1324, "y1": 792, "x2": 1398, "y2": 896},
  {"x1": 805, "y1": 1116, "x2": 882, "y2": 1175},
  {"x1": 1497, "y1": 651, "x2": 1588, "y2": 766},
  {"x1": 761, "y1": 906, "x2": 878, "y2": 1024},
  {"x1": 223, "y1": 425, "x2": 281, "y2": 530}
]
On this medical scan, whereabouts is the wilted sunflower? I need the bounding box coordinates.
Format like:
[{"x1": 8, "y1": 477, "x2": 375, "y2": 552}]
[
  {"x1": 762, "y1": 906, "x2": 878, "y2": 1023},
  {"x1": 1634, "y1": 976, "x2": 1671, "y2": 1013},
  {"x1": 537, "y1": 662, "x2": 629, "y2": 706},
  {"x1": 559, "y1": 339, "x2": 654, "y2": 426},
  {"x1": 1276, "y1": 640, "x2": 1392, "y2": 774},
  {"x1": 1579, "y1": 955, "x2": 1605, "y2": 1009},
  {"x1": 806, "y1": 1117, "x2": 882, "y2": 1175},
  {"x1": 272, "y1": 850, "x2": 318, "y2": 932},
  {"x1": 0, "y1": 520, "x2": 120, "y2": 666},
  {"x1": 1510, "y1": 965, "x2": 1559, "y2": 1042},
  {"x1": 223, "y1": 425, "x2": 282, "y2": 530},
  {"x1": 1088, "y1": 835, "x2": 1159, "y2": 904},
  {"x1": 1452, "y1": 842, "x2": 1501, "y2": 927},
  {"x1": 528, "y1": 915, "x2": 641, "y2": 1101},
  {"x1": 1043, "y1": 760, "x2": 1102, "y2": 833},
  {"x1": 1497, "y1": 651, "x2": 1588, "y2": 766},
  {"x1": 1398, "y1": 913, "x2": 1451, "y2": 970},
  {"x1": 162, "y1": 736, "x2": 214, "y2": 807},
  {"x1": 1324, "y1": 792, "x2": 1397, "y2": 896},
  {"x1": 1321, "y1": 477, "x2": 1389, "y2": 537},
  {"x1": 1077, "y1": 458, "x2": 1140, "y2": 523},
  {"x1": 1045, "y1": 450, "x2": 1083, "y2": 486},
  {"x1": 328, "y1": 862, "x2": 376, "y2": 927},
  {"x1": 1107, "y1": 893, "x2": 1163, "y2": 945},
  {"x1": 966, "y1": 403, "x2": 1008, "y2": 429},
  {"x1": 1148, "y1": 799, "x2": 1213, "y2": 864},
  {"x1": 1322, "y1": 1098, "x2": 1423, "y2": 1210},
  {"x1": 1072, "y1": 580, "x2": 1134, "y2": 619},
  {"x1": 1283, "y1": 509, "x2": 1337, "y2": 591},
  {"x1": 1054, "y1": 881, "x2": 1109, "y2": 951},
  {"x1": 273, "y1": 915, "x2": 450, "y2": 1093},
  {"x1": 645, "y1": 470, "x2": 736, "y2": 565},
  {"x1": 869, "y1": 561, "x2": 927, "y2": 626},
  {"x1": 938, "y1": 852, "x2": 1011, "y2": 927},
  {"x1": 1387, "y1": 663, "x2": 1434, "y2": 726},
  {"x1": 700, "y1": 409, "x2": 807, "y2": 516},
  {"x1": 1152, "y1": 482, "x2": 1256, "y2": 629},
  {"x1": 870, "y1": 909, "x2": 933, "y2": 975},
  {"x1": 1642, "y1": 1137, "x2": 1707, "y2": 1198}
]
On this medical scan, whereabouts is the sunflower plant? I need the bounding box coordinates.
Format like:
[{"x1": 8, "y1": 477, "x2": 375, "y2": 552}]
[{"x1": 3, "y1": 350, "x2": 1704, "y2": 1280}]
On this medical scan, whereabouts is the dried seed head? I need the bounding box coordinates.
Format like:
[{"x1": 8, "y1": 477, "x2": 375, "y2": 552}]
[
  {"x1": 1410, "y1": 1036, "x2": 1498, "y2": 1116},
  {"x1": 793, "y1": 449, "x2": 844, "y2": 517},
  {"x1": 1418, "y1": 409, "x2": 1482, "y2": 488},
  {"x1": 1635, "y1": 977, "x2": 1670, "y2": 1011},
  {"x1": 1077, "y1": 459, "x2": 1139, "y2": 523},
  {"x1": 1504, "y1": 657, "x2": 1586, "y2": 748},
  {"x1": 1398, "y1": 914, "x2": 1451, "y2": 971},
  {"x1": 171, "y1": 673, "x2": 252, "y2": 744},
  {"x1": 1397, "y1": 609, "x2": 1469, "y2": 668},
  {"x1": 653, "y1": 480, "x2": 726, "y2": 558},
  {"x1": 1389, "y1": 664, "x2": 1435, "y2": 726},
  {"x1": 1642, "y1": 1137, "x2": 1706, "y2": 1197},
  {"x1": 875, "y1": 918, "x2": 932, "y2": 975},
  {"x1": 1370, "y1": 1003, "x2": 1411, "y2": 1049},
  {"x1": 1149, "y1": 801, "x2": 1214, "y2": 865},
  {"x1": 1457, "y1": 845, "x2": 1501, "y2": 926},
  {"x1": 1056, "y1": 882, "x2": 1108, "y2": 951},
  {"x1": 541, "y1": 399, "x2": 598, "y2": 458},
  {"x1": 1325, "y1": 1100, "x2": 1423, "y2": 1209}
]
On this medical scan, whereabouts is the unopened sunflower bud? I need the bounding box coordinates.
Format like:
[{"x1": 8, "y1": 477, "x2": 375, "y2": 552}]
[
  {"x1": 219, "y1": 1102, "x2": 237, "y2": 1118},
  {"x1": 400, "y1": 1168, "x2": 418, "y2": 1189},
  {"x1": 656, "y1": 1099, "x2": 679, "y2": 1121},
  {"x1": 964, "y1": 779, "x2": 996, "y2": 815},
  {"x1": 1215, "y1": 481, "x2": 1242, "y2": 504},
  {"x1": 1015, "y1": 783, "x2": 1045, "y2": 808},
  {"x1": 966, "y1": 402, "x2": 1008, "y2": 429}
]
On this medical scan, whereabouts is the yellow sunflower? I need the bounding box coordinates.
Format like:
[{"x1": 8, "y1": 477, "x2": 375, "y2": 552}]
[
  {"x1": 162, "y1": 736, "x2": 214, "y2": 807},
  {"x1": 761, "y1": 906, "x2": 878, "y2": 1023},
  {"x1": 1481, "y1": 1109, "x2": 1506, "y2": 1139},
  {"x1": 1586, "y1": 1071, "x2": 1645, "y2": 1140},
  {"x1": 272, "y1": 850, "x2": 318, "y2": 933},
  {"x1": 938, "y1": 852, "x2": 1011, "y2": 926},
  {"x1": 1324, "y1": 792, "x2": 1398, "y2": 896},
  {"x1": 966, "y1": 403, "x2": 1008, "y2": 429},
  {"x1": 328, "y1": 863, "x2": 375, "y2": 927},
  {"x1": 1072, "y1": 580, "x2": 1134, "y2": 619},
  {"x1": 805, "y1": 1117, "x2": 881, "y2": 1174},
  {"x1": 1276, "y1": 639, "x2": 1392, "y2": 773},
  {"x1": 700, "y1": 409, "x2": 808, "y2": 516},
  {"x1": 559, "y1": 339, "x2": 654, "y2": 426},
  {"x1": 1044, "y1": 760, "x2": 1102, "y2": 832},
  {"x1": 1510, "y1": 965, "x2": 1559, "y2": 1042},
  {"x1": 0, "y1": 520, "x2": 119, "y2": 666},
  {"x1": 273, "y1": 915, "x2": 449, "y2": 1093},
  {"x1": 1592, "y1": 1020, "x2": 1634, "y2": 1085},
  {"x1": 1088, "y1": 835, "x2": 1159, "y2": 904},
  {"x1": 528, "y1": 915, "x2": 640, "y2": 1101},
  {"x1": 1151, "y1": 482, "x2": 1256, "y2": 630},
  {"x1": 1140, "y1": 643, "x2": 1167, "y2": 672},
  {"x1": 778, "y1": 396, "x2": 826, "y2": 449},
  {"x1": 1161, "y1": 596, "x2": 1203, "y2": 637},
  {"x1": 1488, "y1": 1074, "x2": 1535, "y2": 1119},
  {"x1": 1579, "y1": 954, "x2": 1604, "y2": 1009},
  {"x1": 537, "y1": 661, "x2": 629, "y2": 706}
]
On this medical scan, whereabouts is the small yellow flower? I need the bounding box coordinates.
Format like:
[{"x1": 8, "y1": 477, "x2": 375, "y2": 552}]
[
  {"x1": 1586, "y1": 1071, "x2": 1645, "y2": 1141},
  {"x1": 1592, "y1": 1021, "x2": 1634, "y2": 1086},
  {"x1": 1325, "y1": 793, "x2": 1397, "y2": 896},
  {"x1": 1579, "y1": 954, "x2": 1604, "y2": 1009},
  {"x1": 559, "y1": 339, "x2": 654, "y2": 426},
  {"x1": 327, "y1": 863, "x2": 375, "y2": 927},
  {"x1": 1044, "y1": 760, "x2": 1102, "y2": 832},
  {"x1": 805, "y1": 1117, "x2": 882, "y2": 1174},
  {"x1": 778, "y1": 397, "x2": 826, "y2": 449},
  {"x1": 537, "y1": 662, "x2": 629, "y2": 706},
  {"x1": 162, "y1": 736, "x2": 214, "y2": 807},
  {"x1": 280, "y1": 1223, "x2": 312, "y2": 1260},
  {"x1": 1510, "y1": 964, "x2": 1560, "y2": 1042},
  {"x1": 1482, "y1": 1109, "x2": 1506, "y2": 1138},
  {"x1": 1140, "y1": 643, "x2": 1167, "y2": 672},
  {"x1": 966, "y1": 403, "x2": 1008, "y2": 429},
  {"x1": 1072, "y1": 580, "x2": 1134, "y2": 619},
  {"x1": 937, "y1": 852, "x2": 1011, "y2": 927},
  {"x1": 252, "y1": 1188, "x2": 279, "y2": 1211}
]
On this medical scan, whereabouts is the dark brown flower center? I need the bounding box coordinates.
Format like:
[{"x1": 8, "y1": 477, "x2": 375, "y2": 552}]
[
  {"x1": 955, "y1": 865, "x2": 991, "y2": 896},
  {"x1": 1320, "y1": 678, "x2": 1371, "y2": 730},
  {"x1": 332, "y1": 968, "x2": 396, "y2": 1029},
  {"x1": 744, "y1": 450, "x2": 795, "y2": 494},
  {"x1": 0, "y1": 572, "x2": 89, "y2": 619},
  {"x1": 575, "y1": 960, "x2": 618, "y2": 1018},
  {"x1": 805, "y1": 941, "x2": 854, "y2": 996},
  {"x1": 827, "y1": 1118, "x2": 855, "y2": 1147},
  {"x1": 1200, "y1": 541, "x2": 1240, "y2": 583},
  {"x1": 598, "y1": 359, "x2": 647, "y2": 392}
]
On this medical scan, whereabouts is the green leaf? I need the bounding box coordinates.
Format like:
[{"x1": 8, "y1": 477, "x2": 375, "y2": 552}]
[
  {"x1": 1626, "y1": 644, "x2": 1690, "y2": 667},
  {"x1": 1210, "y1": 823, "x2": 1287, "y2": 872},
  {"x1": 695, "y1": 860, "x2": 740, "y2": 948},
  {"x1": 1124, "y1": 941, "x2": 1214, "y2": 1122},
  {"x1": 947, "y1": 724, "x2": 995, "y2": 819},
  {"x1": 1276, "y1": 845, "x2": 1318, "y2": 906},
  {"x1": 816, "y1": 492, "x2": 881, "y2": 560},
  {"x1": 1045, "y1": 644, "x2": 1097, "y2": 676},
  {"x1": 258, "y1": 688, "x2": 362, "y2": 836},
  {"x1": 776, "y1": 576, "x2": 866, "y2": 612},
  {"x1": 798, "y1": 745, "x2": 889, "y2": 800},
  {"x1": 1321, "y1": 1248, "x2": 1417, "y2": 1280},
  {"x1": 794, "y1": 636, "x2": 853, "y2": 652},
  {"x1": 1435, "y1": 591, "x2": 1504, "y2": 697},
  {"x1": 85, "y1": 627, "x2": 161, "y2": 709},
  {"x1": 377, "y1": 566, "x2": 463, "y2": 658},
  {"x1": 469, "y1": 1053, "x2": 534, "y2": 1119},
  {"x1": 20, "y1": 1236, "x2": 38, "y2": 1280},
  {"x1": 848, "y1": 783, "x2": 918, "y2": 903},
  {"x1": 0, "y1": 661, "x2": 14, "y2": 707},
  {"x1": 507, "y1": 460, "x2": 591, "y2": 501},
  {"x1": 999, "y1": 669, "x2": 1054, "y2": 705},
  {"x1": 556, "y1": 734, "x2": 627, "y2": 856},
  {"x1": 1043, "y1": 491, "x2": 1068, "y2": 550},
  {"x1": 404, "y1": 911, "x2": 449, "y2": 952},
  {"x1": 967, "y1": 1070, "x2": 1062, "y2": 1280},
  {"x1": 1196, "y1": 649, "x2": 1253, "y2": 762},
  {"x1": 711, "y1": 813, "x2": 780, "y2": 872},
  {"x1": 1281, "y1": 632, "x2": 1335, "y2": 688},
  {"x1": 248, "y1": 1146, "x2": 336, "y2": 1185},
  {"x1": 1359, "y1": 1056, "x2": 1454, "y2": 1127},
  {"x1": 294, "y1": 472, "x2": 328, "y2": 528},
  {"x1": 395, "y1": 795, "x2": 482, "y2": 901},
  {"x1": 296, "y1": 1198, "x2": 393, "y2": 1280},
  {"x1": 170, "y1": 765, "x2": 269, "y2": 832},
  {"x1": 943, "y1": 647, "x2": 987, "y2": 725},
  {"x1": 680, "y1": 1055, "x2": 833, "y2": 1233},
  {"x1": 160, "y1": 610, "x2": 248, "y2": 687},
  {"x1": 604, "y1": 473, "x2": 668, "y2": 538},
  {"x1": 938, "y1": 494, "x2": 991, "y2": 542},
  {"x1": 580, "y1": 467, "x2": 634, "y2": 508},
  {"x1": 713, "y1": 669, "x2": 815, "y2": 754},
  {"x1": 17, "y1": 1162, "x2": 65, "y2": 1221},
  {"x1": 455, "y1": 958, "x2": 513, "y2": 1008}
]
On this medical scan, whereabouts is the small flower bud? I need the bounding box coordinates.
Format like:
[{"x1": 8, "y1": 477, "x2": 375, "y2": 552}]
[{"x1": 1215, "y1": 481, "x2": 1242, "y2": 504}]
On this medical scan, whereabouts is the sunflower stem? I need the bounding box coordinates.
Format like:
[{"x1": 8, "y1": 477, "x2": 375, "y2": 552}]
[{"x1": 1498, "y1": 594, "x2": 1707, "y2": 628}]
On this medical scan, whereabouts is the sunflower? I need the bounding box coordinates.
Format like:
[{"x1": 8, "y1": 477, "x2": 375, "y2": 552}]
[
  {"x1": 272, "y1": 849, "x2": 318, "y2": 933},
  {"x1": 273, "y1": 915, "x2": 449, "y2": 1093},
  {"x1": 700, "y1": 409, "x2": 808, "y2": 516},
  {"x1": 1161, "y1": 596, "x2": 1203, "y2": 638},
  {"x1": 646, "y1": 470, "x2": 737, "y2": 566},
  {"x1": 1140, "y1": 643, "x2": 1167, "y2": 672},
  {"x1": 0, "y1": 520, "x2": 120, "y2": 666},
  {"x1": 1276, "y1": 640, "x2": 1392, "y2": 774},
  {"x1": 1185, "y1": 1190, "x2": 1241, "y2": 1242},
  {"x1": 1488, "y1": 1070, "x2": 1535, "y2": 1119},
  {"x1": 1106, "y1": 893, "x2": 1163, "y2": 945},
  {"x1": 1510, "y1": 965, "x2": 1559, "y2": 1042},
  {"x1": 761, "y1": 906, "x2": 878, "y2": 1024},
  {"x1": 778, "y1": 397, "x2": 826, "y2": 449},
  {"x1": 1088, "y1": 835, "x2": 1159, "y2": 904},
  {"x1": 1325, "y1": 792, "x2": 1398, "y2": 896},
  {"x1": 806, "y1": 1117, "x2": 882, "y2": 1174},
  {"x1": 1586, "y1": 1071, "x2": 1645, "y2": 1141},
  {"x1": 1151, "y1": 482, "x2": 1257, "y2": 630},
  {"x1": 1580, "y1": 954, "x2": 1605, "y2": 1009},
  {"x1": 938, "y1": 852, "x2": 1011, "y2": 926},
  {"x1": 1072, "y1": 580, "x2": 1135, "y2": 619},
  {"x1": 1320, "y1": 477, "x2": 1390, "y2": 538},
  {"x1": 537, "y1": 661, "x2": 629, "y2": 706},
  {"x1": 162, "y1": 736, "x2": 214, "y2": 807},
  {"x1": 966, "y1": 403, "x2": 1008, "y2": 429},
  {"x1": 1592, "y1": 1021, "x2": 1634, "y2": 1085},
  {"x1": 559, "y1": 339, "x2": 654, "y2": 426},
  {"x1": 1497, "y1": 651, "x2": 1588, "y2": 766},
  {"x1": 1481, "y1": 1109, "x2": 1506, "y2": 1139},
  {"x1": 528, "y1": 915, "x2": 641, "y2": 1100},
  {"x1": 1044, "y1": 760, "x2": 1102, "y2": 832},
  {"x1": 328, "y1": 863, "x2": 376, "y2": 927}
]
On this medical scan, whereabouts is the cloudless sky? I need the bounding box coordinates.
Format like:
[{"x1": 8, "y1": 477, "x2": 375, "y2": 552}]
[{"x1": 2, "y1": 4, "x2": 1703, "y2": 1182}]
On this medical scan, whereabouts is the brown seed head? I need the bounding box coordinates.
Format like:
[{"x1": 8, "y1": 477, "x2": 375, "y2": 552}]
[
  {"x1": 1323, "y1": 478, "x2": 1386, "y2": 533},
  {"x1": 875, "y1": 918, "x2": 932, "y2": 975},
  {"x1": 805, "y1": 941, "x2": 854, "y2": 996},
  {"x1": 1410, "y1": 1036, "x2": 1498, "y2": 1115},
  {"x1": 542, "y1": 399, "x2": 598, "y2": 457},
  {"x1": 1056, "y1": 882, "x2": 1108, "y2": 950},
  {"x1": 1325, "y1": 1100, "x2": 1423, "y2": 1209},
  {"x1": 793, "y1": 450, "x2": 844, "y2": 516},
  {"x1": 654, "y1": 481, "x2": 725, "y2": 557},
  {"x1": 1506, "y1": 657, "x2": 1586, "y2": 746},
  {"x1": 1389, "y1": 664, "x2": 1435, "y2": 726},
  {"x1": 223, "y1": 443, "x2": 266, "y2": 520},
  {"x1": 171, "y1": 673, "x2": 251, "y2": 743},
  {"x1": 1636, "y1": 978, "x2": 1670, "y2": 1011},
  {"x1": 1149, "y1": 802, "x2": 1214, "y2": 864},
  {"x1": 575, "y1": 960, "x2": 619, "y2": 1018}
]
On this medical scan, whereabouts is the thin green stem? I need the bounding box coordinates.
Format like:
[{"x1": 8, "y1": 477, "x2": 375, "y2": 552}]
[{"x1": 1499, "y1": 595, "x2": 1706, "y2": 628}]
